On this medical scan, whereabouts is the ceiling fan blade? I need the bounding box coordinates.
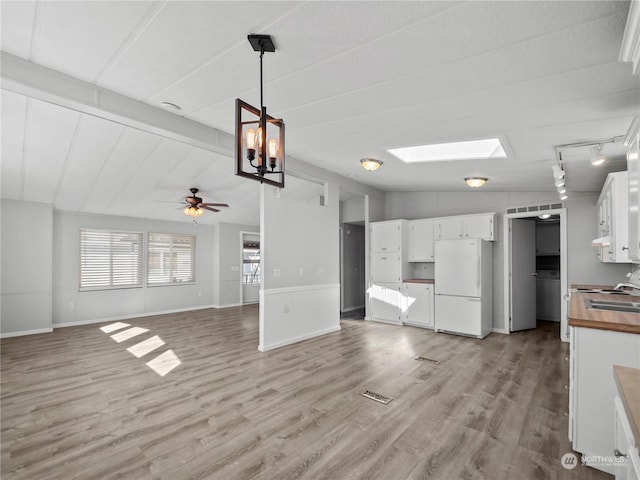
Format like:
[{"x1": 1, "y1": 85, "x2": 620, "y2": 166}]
[
  {"x1": 201, "y1": 202, "x2": 229, "y2": 208},
  {"x1": 201, "y1": 206, "x2": 220, "y2": 213}
]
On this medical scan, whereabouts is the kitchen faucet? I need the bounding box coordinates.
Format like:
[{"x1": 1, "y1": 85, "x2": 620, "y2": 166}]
[{"x1": 614, "y1": 282, "x2": 640, "y2": 291}]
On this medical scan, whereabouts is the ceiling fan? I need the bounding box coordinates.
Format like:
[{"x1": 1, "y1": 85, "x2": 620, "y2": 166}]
[{"x1": 182, "y1": 188, "x2": 229, "y2": 217}]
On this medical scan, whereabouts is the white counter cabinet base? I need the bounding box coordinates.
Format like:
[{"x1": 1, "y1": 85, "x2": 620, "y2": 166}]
[{"x1": 402, "y1": 282, "x2": 434, "y2": 328}]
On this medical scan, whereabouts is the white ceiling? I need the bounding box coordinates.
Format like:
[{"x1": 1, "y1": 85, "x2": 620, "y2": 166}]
[{"x1": 1, "y1": 1, "x2": 638, "y2": 226}]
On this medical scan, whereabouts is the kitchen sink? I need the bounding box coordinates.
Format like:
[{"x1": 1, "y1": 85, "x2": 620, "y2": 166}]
[
  {"x1": 575, "y1": 288, "x2": 630, "y2": 295},
  {"x1": 586, "y1": 298, "x2": 640, "y2": 313}
]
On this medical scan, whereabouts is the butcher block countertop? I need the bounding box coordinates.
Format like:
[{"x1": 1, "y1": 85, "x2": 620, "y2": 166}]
[
  {"x1": 403, "y1": 278, "x2": 435, "y2": 284},
  {"x1": 614, "y1": 365, "x2": 640, "y2": 446},
  {"x1": 569, "y1": 285, "x2": 640, "y2": 334}
]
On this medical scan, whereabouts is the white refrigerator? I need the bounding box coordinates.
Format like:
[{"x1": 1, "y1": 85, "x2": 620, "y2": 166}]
[{"x1": 434, "y1": 238, "x2": 493, "y2": 338}]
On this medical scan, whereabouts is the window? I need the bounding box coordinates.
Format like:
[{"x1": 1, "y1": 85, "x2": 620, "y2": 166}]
[
  {"x1": 80, "y1": 229, "x2": 143, "y2": 290},
  {"x1": 147, "y1": 233, "x2": 195, "y2": 285},
  {"x1": 242, "y1": 239, "x2": 261, "y2": 285}
]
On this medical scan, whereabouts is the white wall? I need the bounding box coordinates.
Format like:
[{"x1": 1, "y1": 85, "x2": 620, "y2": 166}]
[
  {"x1": 340, "y1": 196, "x2": 365, "y2": 224},
  {"x1": 52, "y1": 211, "x2": 215, "y2": 326},
  {"x1": 1, "y1": 200, "x2": 53, "y2": 336},
  {"x1": 384, "y1": 191, "x2": 634, "y2": 332},
  {"x1": 259, "y1": 180, "x2": 340, "y2": 351},
  {"x1": 212, "y1": 222, "x2": 259, "y2": 307}
]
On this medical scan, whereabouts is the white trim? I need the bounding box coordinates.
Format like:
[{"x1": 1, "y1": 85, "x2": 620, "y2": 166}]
[
  {"x1": 1, "y1": 327, "x2": 53, "y2": 338},
  {"x1": 260, "y1": 283, "x2": 340, "y2": 296},
  {"x1": 491, "y1": 328, "x2": 510, "y2": 335},
  {"x1": 53, "y1": 305, "x2": 216, "y2": 328},
  {"x1": 403, "y1": 321, "x2": 433, "y2": 330},
  {"x1": 503, "y1": 208, "x2": 569, "y2": 342},
  {"x1": 258, "y1": 325, "x2": 342, "y2": 352}
]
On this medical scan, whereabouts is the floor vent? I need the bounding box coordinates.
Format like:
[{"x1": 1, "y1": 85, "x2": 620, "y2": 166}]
[
  {"x1": 415, "y1": 356, "x2": 442, "y2": 365},
  {"x1": 360, "y1": 390, "x2": 393, "y2": 404}
]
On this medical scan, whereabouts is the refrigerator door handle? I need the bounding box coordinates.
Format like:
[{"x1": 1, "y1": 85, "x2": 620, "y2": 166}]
[{"x1": 477, "y1": 255, "x2": 481, "y2": 290}]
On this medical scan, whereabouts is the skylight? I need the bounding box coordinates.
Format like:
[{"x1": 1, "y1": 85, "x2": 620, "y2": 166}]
[{"x1": 388, "y1": 138, "x2": 508, "y2": 163}]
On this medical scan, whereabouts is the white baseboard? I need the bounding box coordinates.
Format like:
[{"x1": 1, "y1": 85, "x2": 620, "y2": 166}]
[
  {"x1": 492, "y1": 328, "x2": 510, "y2": 334},
  {"x1": 1, "y1": 327, "x2": 53, "y2": 338},
  {"x1": 370, "y1": 317, "x2": 403, "y2": 326},
  {"x1": 258, "y1": 325, "x2": 342, "y2": 352},
  {"x1": 212, "y1": 302, "x2": 243, "y2": 309},
  {"x1": 54, "y1": 305, "x2": 217, "y2": 328}
]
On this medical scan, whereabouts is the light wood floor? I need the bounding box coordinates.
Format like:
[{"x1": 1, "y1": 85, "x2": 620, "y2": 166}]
[{"x1": 2, "y1": 307, "x2": 611, "y2": 480}]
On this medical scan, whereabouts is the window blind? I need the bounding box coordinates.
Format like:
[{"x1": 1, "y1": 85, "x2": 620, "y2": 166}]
[
  {"x1": 80, "y1": 229, "x2": 143, "y2": 290},
  {"x1": 147, "y1": 233, "x2": 196, "y2": 285}
]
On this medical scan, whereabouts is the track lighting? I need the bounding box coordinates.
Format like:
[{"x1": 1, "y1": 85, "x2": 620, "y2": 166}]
[{"x1": 590, "y1": 145, "x2": 606, "y2": 166}]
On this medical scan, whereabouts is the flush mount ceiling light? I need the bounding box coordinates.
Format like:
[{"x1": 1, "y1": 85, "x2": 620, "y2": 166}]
[
  {"x1": 388, "y1": 137, "x2": 508, "y2": 163},
  {"x1": 464, "y1": 177, "x2": 488, "y2": 188},
  {"x1": 538, "y1": 214, "x2": 551, "y2": 220},
  {"x1": 161, "y1": 101, "x2": 181, "y2": 112},
  {"x1": 236, "y1": 34, "x2": 285, "y2": 189},
  {"x1": 590, "y1": 145, "x2": 606, "y2": 166},
  {"x1": 360, "y1": 158, "x2": 383, "y2": 171}
]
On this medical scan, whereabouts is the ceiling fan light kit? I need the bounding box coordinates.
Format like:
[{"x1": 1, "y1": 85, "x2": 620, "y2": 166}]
[
  {"x1": 181, "y1": 188, "x2": 229, "y2": 218},
  {"x1": 236, "y1": 34, "x2": 285, "y2": 189}
]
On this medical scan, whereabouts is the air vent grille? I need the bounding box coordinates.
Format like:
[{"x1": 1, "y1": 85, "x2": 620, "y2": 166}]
[
  {"x1": 415, "y1": 356, "x2": 442, "y2": 365},
  {"x1": 506, "y1": 202, "x2": 563, "y2": 214},
  {"x1": 360, "y1": 390, "x2": 393, "y2": 404}
]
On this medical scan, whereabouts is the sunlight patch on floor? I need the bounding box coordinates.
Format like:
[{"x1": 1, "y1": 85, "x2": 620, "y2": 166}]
[
  {"x1": 127, "y1": 335, "x2": 165, "y2": 358},
  {"x1": 111, "y1": 327, "x2": 149, "y2": 343},
  {"x1": 99, "y1": 322, "x2": 130, "y2": 333},
  {"x1": 146, "y1": 350, "x2": 181, "y2": 377}
]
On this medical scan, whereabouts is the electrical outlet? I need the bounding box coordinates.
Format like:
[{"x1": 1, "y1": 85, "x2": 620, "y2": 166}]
[
  {"x1": 283, "y1": 304, "x2": 290, "y2": 314},
  {"x1": 274, "y1": 269, "x2": 281, "y2": 277},
  {"x1": 69, "y1": 302, "x2": 75, "y2": 310},
  {"x1": 298, "y1": 268, "x2": 304, "y2": 276}
]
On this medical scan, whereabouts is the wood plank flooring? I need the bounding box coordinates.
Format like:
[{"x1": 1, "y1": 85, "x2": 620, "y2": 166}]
[{"x1": 1, "y1": 307, "x2": 611, "y2": 479}]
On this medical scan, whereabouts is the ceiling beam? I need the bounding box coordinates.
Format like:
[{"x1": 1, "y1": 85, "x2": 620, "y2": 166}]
[{"x1": 1, "y1": 52, "x2": 384, "y2": 199}]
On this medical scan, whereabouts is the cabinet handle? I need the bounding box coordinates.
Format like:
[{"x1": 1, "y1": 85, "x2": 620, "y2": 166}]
[
  {"x1": 622, "y1": 246, "x2": 629, "y2": 251},
  {"x1": 614, "y1": 449, "x2": 627, "y2": 458}
]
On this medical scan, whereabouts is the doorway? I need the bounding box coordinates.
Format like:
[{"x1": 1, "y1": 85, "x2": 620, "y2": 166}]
[
  {"x1": 241, "y1": 233, "x2": 260, "y2": 305},
  {"x1": 504, "y1": 208, "x2": 568, "y2": 341}
]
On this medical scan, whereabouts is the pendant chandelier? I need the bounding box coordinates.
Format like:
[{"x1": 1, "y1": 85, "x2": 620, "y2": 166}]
[{"x1": 236, "y1": 34, "x2": 285, "y2": 188}]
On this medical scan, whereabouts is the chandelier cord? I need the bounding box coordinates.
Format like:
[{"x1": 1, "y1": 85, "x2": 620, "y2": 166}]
[{"x1": 259, "y1": 47, "x2": 264, "y2": 111}]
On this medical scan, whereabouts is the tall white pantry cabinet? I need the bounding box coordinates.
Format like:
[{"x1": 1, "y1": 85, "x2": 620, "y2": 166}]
[{"x1": 369, "y1": 220, "x2": 410, "y2": 324}]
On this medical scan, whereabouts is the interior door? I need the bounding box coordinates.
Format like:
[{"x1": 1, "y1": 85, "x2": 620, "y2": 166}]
[{"x1": 511, "y1": 218, "x2": 537, "y2": 331}]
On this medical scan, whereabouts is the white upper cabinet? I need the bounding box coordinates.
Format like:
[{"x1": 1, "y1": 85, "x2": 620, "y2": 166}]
[
  {"x1": 626, "y1": 119, "x2": 640, "y2": 263},
  {"x1": 436, "y1": 213, "x2": 495, "y2": 241},
  {"x1": 596, "y1": 171, "x2": 630, "y2": 263},
  {"x1": 408, "y1": 219, "x2": 435, "y2": 261},
  {"x1": 370, "y1": 221, "x2": 403, "y2": 253}
]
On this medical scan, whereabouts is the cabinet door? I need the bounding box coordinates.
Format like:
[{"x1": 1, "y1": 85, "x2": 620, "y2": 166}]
[
  {"x1": 370, "y1": 283, "x2": 387, "y2": 320},
  {"x1": 384, "y1": 285, "x2": 403, "y2": 323},
  {"x1": 463, "y1": 215, "x2": 494, "y2": 240},
  {"x1": 404, "y1": 283, "x2": 431, "y2": 326},
  {"x1": 614, "y1": 396, "x2": 632, "y2": 480},
  {"x1": 371, "y1": 222, "x2": 400, "y2": 253},
  {"x1": 437, "y1": 218, "x2": 463, "y2": 239},
  {"x1": 371, "y1": 253, "x2": 401, "y2": 283},
  {"x1": 408, "y1": 220, "x2": 434, "y2": 261},
  {"x1": 628, "y1": 134, "x2": 640, "y2": 262}
]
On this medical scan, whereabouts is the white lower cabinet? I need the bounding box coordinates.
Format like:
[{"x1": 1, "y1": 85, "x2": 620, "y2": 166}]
[
  {"x1": 370, "y1": 283, "x2": 403, "y2": 324},
  {"x1": 402, "y1": 282, "x2": 434, "y2": 328},
  {"x1": 570, "y1": 326, "x2": 640, "y2": 475},
  {"x1": 615, "y1": 395, "x2": 638, "y2": 480}
]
